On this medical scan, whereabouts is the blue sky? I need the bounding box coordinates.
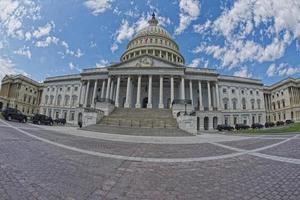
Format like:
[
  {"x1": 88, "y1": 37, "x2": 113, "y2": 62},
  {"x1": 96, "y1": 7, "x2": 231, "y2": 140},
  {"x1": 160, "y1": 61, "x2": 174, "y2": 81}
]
[{"x1": 0, "y1": 0, "x2": 299, "y2": 85}]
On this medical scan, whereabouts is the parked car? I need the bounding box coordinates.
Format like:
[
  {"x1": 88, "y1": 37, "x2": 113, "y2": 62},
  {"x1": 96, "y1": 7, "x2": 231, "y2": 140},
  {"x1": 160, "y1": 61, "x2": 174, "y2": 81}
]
[
  {"x1": 32, "y1": 114, "x2": 53, "y2": 126},
  {"x1": 54, "y1": 118, "x2": 66, "y2": 125},
  {"x1": 285, "y1": 120, "x2": 294, "y2": 124},
  {"x1": 2, "y1": 107, "x2": 27, "y2": 123},
  {"x1": 235, "y1": 124, "x2": 250, "y2": 130},
  {"x1": 276, "y1": 121, "x2": 285, "y2": 126},
  {"x1": 217, "y1": 124, "x2": 234, "y2": 131},
  {"x1": 251, "y1": 123, "x2": 264, "y2": 129},
  {"x1": 265, "y1": 122, "x2": 275, "y2": 128}
]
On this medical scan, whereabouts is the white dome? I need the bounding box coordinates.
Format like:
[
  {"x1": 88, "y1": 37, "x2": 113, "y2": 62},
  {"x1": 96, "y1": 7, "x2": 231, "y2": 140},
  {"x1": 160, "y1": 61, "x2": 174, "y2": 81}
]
[{"x1": 120, "y1": 13, "x2": 185, "y2": 65}]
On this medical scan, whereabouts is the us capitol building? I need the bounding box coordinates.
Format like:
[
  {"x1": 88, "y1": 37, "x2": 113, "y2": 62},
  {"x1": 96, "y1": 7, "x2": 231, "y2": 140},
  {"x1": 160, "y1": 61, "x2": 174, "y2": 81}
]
[{"x1": 1, "y1": 14, "x2": 299, "y2": 133}]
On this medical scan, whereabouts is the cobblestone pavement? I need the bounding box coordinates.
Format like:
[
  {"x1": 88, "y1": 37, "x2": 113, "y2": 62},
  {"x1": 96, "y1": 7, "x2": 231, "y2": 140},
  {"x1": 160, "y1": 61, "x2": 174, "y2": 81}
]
[{"x1": 0, "y1": 120, "x2": 299, "y2": 200}]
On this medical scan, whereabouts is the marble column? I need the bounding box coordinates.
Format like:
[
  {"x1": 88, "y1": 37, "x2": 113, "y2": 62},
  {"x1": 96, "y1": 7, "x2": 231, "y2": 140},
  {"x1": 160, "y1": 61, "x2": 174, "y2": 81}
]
[
  {"x1": 181, "y1": 77, "x2": 185, "y2": 99},
  {"x1": 207, "y1": 81, "x2": 212, "y2": 111},
  {"x1": 135, "y1": 75, "x2": 142, "y2": 108},
  {"x1": 106, "y1": 77, "x2": 111, "y2": 99},
  {"x1": 92, "y1": 80, "x2": 98, "y2": 108},
  {"x1": 115, "y1": 76, "x2": 121, "y2": 107},
  {"x1": 198, "y1": 81, "x2": 203, "y2": 110},
  {"x1": 101, "y1": 80, "x2": 106, "y2": 98},
  {"x1": 84, "y1": 80, "x2": 90, "y2": 107},
  {"x1": 216, "y1": 83, "x2": 220, "y2": 110},
  {"x1": 159, "y1": 76, "x2": 164, "y2": 108},
  {"x1": 109, "y1": 80, "x2": 114, "y2": 100},
  {"x1": 147, "y1": 75, "x2": 152, "y2": 108},
  {"x1": 189, "y1": 80, "x2": 193, "y2": 106},
  {"x1": 124, "y1": 76, "x2": 131, "y2": 108},
  {"x1": 78, "y1": 82, "x2": 83, "y2": 106},
  {"x1": 170, "y1": 76, "x2": 174, "y2": 108}
]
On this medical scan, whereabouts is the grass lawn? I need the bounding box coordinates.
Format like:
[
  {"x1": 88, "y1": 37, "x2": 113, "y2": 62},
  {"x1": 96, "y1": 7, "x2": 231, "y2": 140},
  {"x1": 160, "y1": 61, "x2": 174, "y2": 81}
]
[{"x1": 237, "y1": 123, "x2": 300, "y2": 135}]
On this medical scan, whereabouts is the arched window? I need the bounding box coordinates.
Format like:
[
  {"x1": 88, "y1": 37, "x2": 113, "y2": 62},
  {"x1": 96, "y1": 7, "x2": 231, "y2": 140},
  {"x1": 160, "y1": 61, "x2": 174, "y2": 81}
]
[
  {"x1": 251, "y1": 99, "x2": 255, "y2": 110},
  {"x1": 45, "y1": 95, "x2": 49, "y2": 105},
  {"x1": 223, "y1": 98, "x2": 229, "y2": 110},
  {"x1": 57, "y1": 95, "x2": 62, "y2": 106},
  {"x1": 71, "y1": 95, "x2": 78, "y2": 106},
  {"x1": 64, "y1": 95, "x2": 70, "y2": 106},
  {"x1": 277, "y1": 101, "x2": 280, "y2": 109},
  {"x1": 257, "y1": 99, "x2": 261, "y2": 110},
  {"x1": 242, "y1": 98, "x2": 246, "y2": 110},
  {"x1": 232, "y1": 98, "x2": 237, "y2": 110},
  {"x1": 50, "y1": 95, "x2": 54, "y2": 105}
]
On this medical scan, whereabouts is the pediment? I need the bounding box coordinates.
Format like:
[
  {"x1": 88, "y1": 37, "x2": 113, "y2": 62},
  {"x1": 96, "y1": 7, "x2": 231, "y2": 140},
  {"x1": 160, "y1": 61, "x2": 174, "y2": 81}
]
[{"x1": 110, "y1": 55, "x2": 183, "y2": 69}]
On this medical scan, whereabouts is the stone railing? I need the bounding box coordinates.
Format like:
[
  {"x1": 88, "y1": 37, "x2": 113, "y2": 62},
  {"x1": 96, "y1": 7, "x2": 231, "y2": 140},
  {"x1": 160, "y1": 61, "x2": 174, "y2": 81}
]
[{"x1": 95, "y1": 98, "x2": 115, "y2": 105}]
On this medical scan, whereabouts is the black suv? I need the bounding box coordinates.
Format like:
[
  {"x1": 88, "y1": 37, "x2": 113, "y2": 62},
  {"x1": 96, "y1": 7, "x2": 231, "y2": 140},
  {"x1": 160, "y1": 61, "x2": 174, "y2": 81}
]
[
  {"x1": 251, "y1": 123, "x2": 264, "y2": 129},
  {"x1": 32, "y1": 114, "x2": 53, "y2": 126},
  {"x1": 276, "y1": 121, "x2": 285, "y2": 126},
  {"x1": 285, "y1": 120, "x2": 294, "y2": 124},
  {"x1": 235, "y1": 124, "x2": 250, "y2": 130},
  {"x1": 54, "y1": 118, "x2": 66, "y2": 125},
  {"x1": 217, "y1": 124, "x2": 234, "y2": 131},
  {"x1": 2, "y1": 107, "x2": 27, "y2": 123}
]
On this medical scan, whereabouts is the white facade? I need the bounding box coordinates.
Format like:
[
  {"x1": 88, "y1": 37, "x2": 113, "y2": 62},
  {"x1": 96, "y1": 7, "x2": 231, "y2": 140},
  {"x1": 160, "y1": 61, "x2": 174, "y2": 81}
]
[
  {"x1": 40, "y1": 75, "x2": 82, "y2": 124},
  {"x1": 38, "y1": 14, "x2": 298, "y2": 131},
  {"x1": 264, "y1": 78, "x2": 300, "y2": 123}
]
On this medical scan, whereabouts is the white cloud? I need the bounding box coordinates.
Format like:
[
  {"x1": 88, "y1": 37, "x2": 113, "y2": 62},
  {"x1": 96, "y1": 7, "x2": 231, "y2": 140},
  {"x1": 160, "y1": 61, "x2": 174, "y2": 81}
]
[
  {"x1": 267, "y1": 63, "x2": 300, "y2": 77},
  {"x1": 32, "y1": 22, "x2": 54, "y2": 38},
  {"x1": 60, "y1": 41, "x2": 84, "y2": 58},
  {"x1": 116, "y1": 19, "x2": 135, "y2": 43},
  {"x1": 175, "y1": 0, "x2": 201, "y2": 34},
  {"x1": 35, "y1": 36, "x2": 59, "y2": 47},
  {"x1": 84, "y1": 0, "x2": 113, "y2": 16},
  {"x1": 110, "y1": 43, "x2": 118, "y2": 52},
  {"x1": 233, "y1": 67, "x2": 252, "y2": 78},
  {"x1": 0, "y1": 57, "x2": 28, "y2": 85},
  {"x1": 193, "y1": 0, "x2": 300, "y2": 68},
  {"x1": 0, "y1": 0, "x2": 40, "y2": 39},
  {"x1": 69, "y1": 62, "x2": 75, "y2": 70},
  {"x1": 68, "y1": 62, "x2": 81, "y2": 72},
  {"x1": 95, "y1": 59, "x2": 109, "y2": 68},
  {"x1": 111, "y1": 14, "x2": 171, "y2": 52},
  {"x1": 266, "y1": 64, "x2": 276, "y2": 77},
  {"x1": 189, "y1": 58, "x2": 201, "y2": 68},
  {"x1": 13, "y1": 46, "x2": 32, "y2": 59},
  {"x1": 188, "y1": 58, "x2": 210, "y2": 68},
  {"x1": 74, "y1": 49, "x2": 84, "y2": 58}
]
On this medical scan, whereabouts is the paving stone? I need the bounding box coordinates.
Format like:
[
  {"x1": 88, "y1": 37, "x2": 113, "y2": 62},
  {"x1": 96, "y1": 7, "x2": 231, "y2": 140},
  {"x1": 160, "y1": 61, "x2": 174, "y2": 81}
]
[{"x1": 0, "y1": 120, "x2": 300, "y2": 200}]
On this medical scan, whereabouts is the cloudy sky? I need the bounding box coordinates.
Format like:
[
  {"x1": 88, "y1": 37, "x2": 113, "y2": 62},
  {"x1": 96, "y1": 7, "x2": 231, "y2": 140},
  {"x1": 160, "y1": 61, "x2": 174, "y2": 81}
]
[{"x1": 0, "y1": 0, "x2": 300, "y2": 85}]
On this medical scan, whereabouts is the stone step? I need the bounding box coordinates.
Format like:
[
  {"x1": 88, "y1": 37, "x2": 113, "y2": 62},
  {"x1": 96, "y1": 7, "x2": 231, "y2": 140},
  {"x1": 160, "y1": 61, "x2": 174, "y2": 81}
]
[
  {"x1": 98, "y1": 108, "x2": 178, "y2": 129},
  {"x1": 101, "y1": 117, "x2": 178, "y2": 129},
  {"x1": 82, "y1": 124, "x2": 191, "y2": 136},
  {"x1": 109, "y1": 108, "x2": 173, "y2": 118}
]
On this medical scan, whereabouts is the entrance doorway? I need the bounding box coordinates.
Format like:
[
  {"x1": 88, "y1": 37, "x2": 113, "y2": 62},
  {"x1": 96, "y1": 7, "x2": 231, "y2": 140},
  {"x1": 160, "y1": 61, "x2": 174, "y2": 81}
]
[
  {"x1": 204, "y1": 117, "x2": 209, "y2": 130},
  {"x1": 213, "y1": 117, "x2": 218, "y2": 129},
  {"x1": 142, "y1": 97, "x2": 148, "y2": 108},
  {"x1": 78, "y1": 113, "x2": 82, "y2": 123},
  {"x1": 197, "y1": 117, "x2": 200, "y2": 131},
  {"x1": 0, "y1": 102, "x2": 3, "y2": 111}
]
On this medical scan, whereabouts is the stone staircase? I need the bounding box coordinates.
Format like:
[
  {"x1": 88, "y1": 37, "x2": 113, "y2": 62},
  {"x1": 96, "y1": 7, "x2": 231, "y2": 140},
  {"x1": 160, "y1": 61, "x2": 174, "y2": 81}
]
[{"x1": 99, "y1": 108, "x2": 178, "y2": 129}]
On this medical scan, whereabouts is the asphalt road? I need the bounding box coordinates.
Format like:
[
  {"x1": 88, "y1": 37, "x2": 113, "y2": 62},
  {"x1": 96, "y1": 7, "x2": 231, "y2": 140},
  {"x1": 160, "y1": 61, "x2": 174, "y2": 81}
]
[{"x1": 0, "y1": 119, "x2": 299, "y2": 200}]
